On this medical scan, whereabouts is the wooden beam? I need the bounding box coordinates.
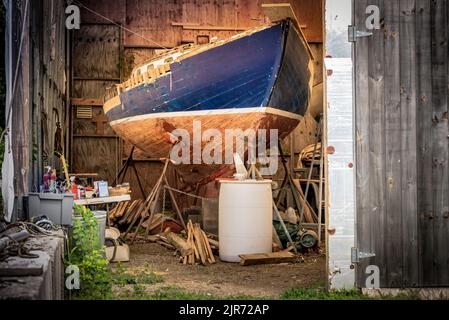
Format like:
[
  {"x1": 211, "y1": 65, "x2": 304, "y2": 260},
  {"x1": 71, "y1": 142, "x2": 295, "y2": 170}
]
[
  {"x1": 261, "y1": 3, "x2": 314, "y2": 58},
  {"x1": 239, "y1": 252, "x2": 295, "y2": 266},
  {"x1": 172, "y1": 22, "x2": 307, "y2": 31},
  {"x1": 166, "y1": 233, "x2": 193, "y2": 257},
  {"x1": 71, "y1": 98, "x2": 104, "y2": 106}
]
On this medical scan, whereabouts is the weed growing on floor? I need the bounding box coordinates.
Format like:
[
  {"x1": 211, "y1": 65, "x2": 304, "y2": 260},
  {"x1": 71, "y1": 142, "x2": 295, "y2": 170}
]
[
  {"x1": 115, "y1": 285, "x2": 267, "y2": 300},
  {"x1": 281, "y1": 285, "x2": 420, "y2": 300},
  {"x1": 66, "y1": 206, "x2": 113, "y2": 300},
  {"x1": 112, "y1": 263, "x2": 164, "y2": 286}
]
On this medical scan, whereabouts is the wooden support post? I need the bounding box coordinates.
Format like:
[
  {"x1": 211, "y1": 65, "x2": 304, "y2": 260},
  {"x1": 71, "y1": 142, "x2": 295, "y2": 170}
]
[
  {"x1": 298, "y1": 116, "x2": 322, "y2": 225},
  {"x1": 164, "y1": 176, "x2": 187, "y2": 230}
]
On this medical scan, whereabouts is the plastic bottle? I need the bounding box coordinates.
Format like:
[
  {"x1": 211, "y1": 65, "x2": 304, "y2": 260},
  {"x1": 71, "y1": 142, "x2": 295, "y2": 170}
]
[
  {"x1": 70, "y1": 176, "x2": 78, "y2": 200},
  {"x1": 43, "y1": 167, "x2": 51, "y2": 192},
  {"x1": 50, "y1": 169, "x2": 57, "y2": 193}
]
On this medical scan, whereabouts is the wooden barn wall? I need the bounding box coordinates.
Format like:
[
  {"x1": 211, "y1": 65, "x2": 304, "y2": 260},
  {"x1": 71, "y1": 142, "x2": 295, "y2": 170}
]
[
  {"x1": 70, "y1": 24, "x2": 121, "y2": 183},
  {"x1": 354, "y1": 0, "x2": 449, "y2": 287},
  {"x1": 8, "y1": 0, "x2": 30, "y2": 196},
  {"x1": 73, "y1": 0, "x2": 324, "y2": 200},
  {"x1": 28, "y1": 0, "x2": 68, "y2": 192}
]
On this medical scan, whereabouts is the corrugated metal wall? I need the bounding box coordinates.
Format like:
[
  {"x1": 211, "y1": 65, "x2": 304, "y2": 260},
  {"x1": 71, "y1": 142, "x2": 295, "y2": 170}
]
[{"x1": 354, "y1": 0, "x2": 449, "y2": 287}]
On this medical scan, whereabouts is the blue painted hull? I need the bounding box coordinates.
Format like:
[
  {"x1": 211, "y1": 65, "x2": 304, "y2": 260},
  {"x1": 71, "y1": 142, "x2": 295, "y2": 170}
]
[
  {"x1": 103, "y1": 21, "x2": 312, "y2": 184},
  {"x1": 105, "y1": 21, "x2": 311, "y2": 122}
]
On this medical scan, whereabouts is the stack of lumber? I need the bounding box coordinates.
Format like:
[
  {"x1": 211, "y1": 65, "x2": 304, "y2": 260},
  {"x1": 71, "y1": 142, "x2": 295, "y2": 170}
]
[
  {"x1": 142, "y1": 223, "x2": 217, "y2": 266},
  {"x1": 109, "y1": 200, "x2": 143, "y2": 225},
  {"x1": 183, "y1": 220, "x2": 216, "y2": 266},
  {"x1": 141, "y1": 213, "x2": 185, "y2": 235}
]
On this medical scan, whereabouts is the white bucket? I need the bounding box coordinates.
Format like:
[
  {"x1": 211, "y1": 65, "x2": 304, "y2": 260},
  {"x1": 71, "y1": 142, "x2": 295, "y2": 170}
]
[{"x1": 218, "y1": 180, "x2": 273, "y2": 262}]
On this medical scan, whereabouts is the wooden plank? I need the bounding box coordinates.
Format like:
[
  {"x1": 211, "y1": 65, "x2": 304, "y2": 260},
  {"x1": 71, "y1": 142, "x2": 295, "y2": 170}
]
[
  {"x1": 201, "y1": 230, "x2": 216, "y2": 263},
  {"x1": 125, "y1": 0, "x2": 181, "y2": 47},
  {"x1": 354, "y1": 0, "x2": 371, "y2": 288},
  {"x1": 399, "y1": 0, "x2": 419, "y2": 287},
  {"x1": 72, "y1": 25, "x2": 121, "y2": 79},
  {"x1": 416, "y1": 0, "x2": 435, "y2": 287},
  {"x1": 431, "y1": 0, "x2": 449, "y2": 286},
  {"x1": 166, "y1": 233, "x2": 193, "y2": 257},
  {"x1": 445, "y1": 0, "x2": 449, "y2": 286},
  {"x1": 261, "y1": 3, "x2": 314, "y2": 58},
  {"x1": 383, "y1": 0, "x2": 403, "y2": 287},
  {"x1": 71, "y1": 98, "x2": 104, "y2": 106},
  {"x1": 239, "y1": 252, "x2": 295, "y2": 266},
  {"x1": 181, "y1": 25, "x2": 253, "y2": 31},
  {"x1": 368, "y1": 0, "x2": 386, "y2": 285},
  {"x1": 73, "y1": 195, "x2": 131, "y2": 206}
]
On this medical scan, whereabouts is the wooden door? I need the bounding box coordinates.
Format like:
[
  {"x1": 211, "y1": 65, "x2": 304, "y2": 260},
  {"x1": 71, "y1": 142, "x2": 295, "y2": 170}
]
[
  {"x1": 70, "y1": 24, "x2": 122, "y2": 183},
  {"x1": 354, "y1": 0, "x2": 449, "y2": 288}
]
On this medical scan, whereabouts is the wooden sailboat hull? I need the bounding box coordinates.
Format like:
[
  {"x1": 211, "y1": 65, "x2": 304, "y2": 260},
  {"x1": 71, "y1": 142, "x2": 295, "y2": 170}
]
[{"x1": 104, "y1": 21, "x2": 313, "y2": 184}]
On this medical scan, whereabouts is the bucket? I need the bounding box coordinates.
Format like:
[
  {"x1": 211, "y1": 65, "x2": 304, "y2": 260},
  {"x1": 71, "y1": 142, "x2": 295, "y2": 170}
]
[
  {"x1": 72, "y1": 211, "x2": 107, "y2": 248},
  {"x1": 218, "y1": 180, "x2": 273, "y2": 262}
]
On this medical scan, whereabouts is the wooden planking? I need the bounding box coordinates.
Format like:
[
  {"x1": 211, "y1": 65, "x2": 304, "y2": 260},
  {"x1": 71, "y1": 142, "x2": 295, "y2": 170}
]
[
  {"x1": 368, "y1": 0, "x2": 387, "y2": 287},
  {"x1": 73, "y1": 107, "x2": 116, "y2": 136},
  {"x1": 445, "y1": 0, "x2": 449, "y2": 286},
  {"x1": 78, "y1": 0, "x2": 323, "y2": 45},
  {"x1": 71, "y1": 98, "x2": 104, "y2": 106},
  {"x1": 12, "y1": 0, "x2": 31, "y2": 196},
  {"x1": 73, "y1": 25, "x2": 121, "y2": 79},
  {"x1": 78, "y1": 0, "x2": 126, "y2": 25},
  {"x1": 431, "y1": 0, "x2": 449, "y2": 286},
  {"x1": 182, "y1": 0, "x2": 238, "y2": 29},
  {"x1": 73, "y1": 0, "x2": 325, "y2": 205},
  {"x1": 71, "y1": 136, "x2": 120, "y2": 183},
  {"x1": 383, "y1": 0, "x2": 403, "y2": 288},
  {"x1": 399, "y1": 0, "x2": 419, "y2": 287},
  {"x1": 71, "y1": 23, "x2": 122, "y2": 184},
  {"x1": 27, "y1": 0, "x2": 68, "y2": 190},
  {"x1": 354, "y1": 0, "x2": 372, "y2": 287},
  {"x1": 125, "y1": 0, "x2": 183, "y2": 47},
  {"x1": 260, "y1": 0, "x2": 323, "y2": 43},
  {"x1": 73, "y1": 80, "x2": 117, "y2": 100},
  {"x1": 355, "y1": 0, "x2": 449, "y2": 287},
  {"x1": 416, "y1": 0, "x2": 436, "y2": 287},
  {"x1": 239, "y1": 252, "x2": 295, "y2": 266}
]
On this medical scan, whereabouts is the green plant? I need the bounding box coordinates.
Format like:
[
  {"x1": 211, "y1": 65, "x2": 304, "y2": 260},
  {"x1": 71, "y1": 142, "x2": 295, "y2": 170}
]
[
  {"x1": 112, "y1": 262, "x2": 164, "y2": 287},
  {"x1": 281, "y1": 285, "x2": 420, "y2": 300},
  {"x1": 114, "y1": 272, "x2": 164, "y2": 286},
  {"x1": 66, "y1": 206, "x2": 113, "y2": 300}
]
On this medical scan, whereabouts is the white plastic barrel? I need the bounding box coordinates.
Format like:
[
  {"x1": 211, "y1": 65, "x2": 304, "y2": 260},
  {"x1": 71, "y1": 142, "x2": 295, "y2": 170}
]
[{"x1": 218, "y1": 180, "x2": 273, "y2": 262}]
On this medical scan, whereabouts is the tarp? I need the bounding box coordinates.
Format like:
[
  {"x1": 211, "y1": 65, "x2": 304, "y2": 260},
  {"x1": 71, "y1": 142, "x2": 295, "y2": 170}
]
[{"x1": 2, "y1": 0, "x2": 14, "y2": 222}]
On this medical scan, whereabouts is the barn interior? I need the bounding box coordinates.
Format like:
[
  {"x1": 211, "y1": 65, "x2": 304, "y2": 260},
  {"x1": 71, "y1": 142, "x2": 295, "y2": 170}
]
[{"x1": 0, "y1": 0, "x2": 332, "y2": 299}]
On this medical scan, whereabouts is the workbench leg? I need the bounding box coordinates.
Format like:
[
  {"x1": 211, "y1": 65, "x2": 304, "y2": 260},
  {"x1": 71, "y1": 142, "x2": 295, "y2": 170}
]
[{"x1": 106, "y1": 203, "x2": 110, "y2": 227}]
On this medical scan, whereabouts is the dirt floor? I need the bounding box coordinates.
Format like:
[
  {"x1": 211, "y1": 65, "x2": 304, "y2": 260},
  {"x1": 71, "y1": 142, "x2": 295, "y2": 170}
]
[{"x1": 114, "y1": 241, "x2": 326, "y2": 299}]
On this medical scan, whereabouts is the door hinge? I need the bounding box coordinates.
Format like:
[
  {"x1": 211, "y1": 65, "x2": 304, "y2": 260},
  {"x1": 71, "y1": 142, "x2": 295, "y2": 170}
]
[
  {"x1": 351, "y1": 247, "x2": 375, "y2": 263},
  {"x1": 348, "y1": 25, "x2": 373, "y2": 42}
]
